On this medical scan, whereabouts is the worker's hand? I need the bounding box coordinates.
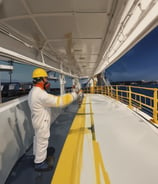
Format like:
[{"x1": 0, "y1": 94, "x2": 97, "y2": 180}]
[
  {"x1": 72, "y1": 85, "x2": 76, "y2": 91},
  {"x1": 72, "y1": 85, "x2": 79, "y2": 93},
  {"x1": 77, "y1": 89, "x2": 83, "y2": 95}
]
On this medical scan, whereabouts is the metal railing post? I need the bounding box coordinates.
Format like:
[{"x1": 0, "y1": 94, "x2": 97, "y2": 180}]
[
  {"x1": 110, "y1": 86, "x2": 113, "y2": 97},
  {"x1": 116, "y1": 86, "x2": 119, "y2": 100},
  {"x1": 128, "y1": 86, "x2": 133, "y2": 109},
  {"x1": 90, "y1": 87, "x2": 94, "y2": 94},
  {"x1": 107, "y1": 86, "x2": 110, "y2": 96},
  {"x1": 152, "y1": 88, "x2": 158, "y2": 124}
]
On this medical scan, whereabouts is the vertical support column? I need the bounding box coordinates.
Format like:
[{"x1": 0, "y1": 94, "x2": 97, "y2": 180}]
[
  {"x1": 72, "y1": 78, "x2": 76, "y2": 93},
  {"x1": 0, "y1": 72, "x2": 2, "y2": 103},
  {"x1": 59, "y1": 74, "x2": 65, "y2": 95},
  {"x1": 89, "y1": 78, "x2": 94, "y2": 94},
  {"x1": 40, "y1": 50, "x2": 45, "y2": 64},
  {"x1": 59, "y1": 63, "x2": 65, "y2": 95},
  {"x1": 72, "y1": 78, "x2": 81, "y2": 91}
]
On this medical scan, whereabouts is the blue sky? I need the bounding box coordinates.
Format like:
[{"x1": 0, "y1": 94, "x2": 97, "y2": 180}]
[
  {"x1": 106, "y1": 26, "x2": 158, "y2": 82},
  {"x1": 0, "y1": 61, "x2": 36, "y2": 82}
]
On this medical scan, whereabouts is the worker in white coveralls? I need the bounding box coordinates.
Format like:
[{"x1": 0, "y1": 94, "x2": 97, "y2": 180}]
[{"x1": 28, "y1": 68, "x2": 81, "y2": 171}]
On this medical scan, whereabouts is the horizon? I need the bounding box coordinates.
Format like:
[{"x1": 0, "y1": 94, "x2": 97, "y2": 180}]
[{"x1": 106, "y1": 27, "x2": 158, "y2": 82}]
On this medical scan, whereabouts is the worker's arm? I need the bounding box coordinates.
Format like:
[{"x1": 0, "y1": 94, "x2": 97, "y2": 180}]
[{"x1": 41, "y1": 91, "x2": 78, "y2": 107}]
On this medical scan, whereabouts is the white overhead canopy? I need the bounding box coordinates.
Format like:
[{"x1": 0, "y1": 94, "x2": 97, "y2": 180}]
[{"x1": 0, "y1": 0, "x2": 157, "y2": 78}]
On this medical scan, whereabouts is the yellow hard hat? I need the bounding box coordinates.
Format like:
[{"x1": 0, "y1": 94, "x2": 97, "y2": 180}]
[{"x1": 32, "y1": 68, "x2": 48, "y2": 78}]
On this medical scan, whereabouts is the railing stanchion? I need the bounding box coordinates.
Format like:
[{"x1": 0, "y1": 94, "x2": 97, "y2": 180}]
[
  {"x1": 116, "y1": 86, "x2": 119, "y2": 100},
  {"x1": 107, "y1": 86, "x2": 110, "y2": 96},
  {"x1": 128, "y1": 86, "x2": 133, "y2": 109},
  {"x1": 152, "y1": 88, "x2": 158, "y2": 124},
  {"x1": 90, "y1": 87, "x2": 94, "y2": 94},
  {"x1": 110, "y1": 86, "x2": 113, "y2": 97}
]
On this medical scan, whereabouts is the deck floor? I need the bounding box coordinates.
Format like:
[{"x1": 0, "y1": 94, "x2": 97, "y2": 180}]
[
  {"x1": 5, "y1": 94, "x2": 158, "y2": 184},
  {"x1": 52, "y1": 94, "x2": 158, "y2": 184},
  {"x1": 88, "y1": 94, "x2": 158, "y2": 184}
]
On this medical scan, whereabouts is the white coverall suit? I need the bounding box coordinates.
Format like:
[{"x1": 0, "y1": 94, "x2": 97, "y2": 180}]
[{"x1": 28, "y1": 86, "x2": 77, "y2": 163}]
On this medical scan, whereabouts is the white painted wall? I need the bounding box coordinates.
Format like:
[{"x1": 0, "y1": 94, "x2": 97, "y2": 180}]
[{"x1": 0, "y1": 96, "x2": 63, "y2": 184}]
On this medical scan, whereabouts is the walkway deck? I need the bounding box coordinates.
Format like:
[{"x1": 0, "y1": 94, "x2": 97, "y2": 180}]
[
  {"x1": 52, "y1": 94, "x2": 158, "y2": 184},
  {"x1": 6, "y1": 94, "x2": 158, "y2": 184}
]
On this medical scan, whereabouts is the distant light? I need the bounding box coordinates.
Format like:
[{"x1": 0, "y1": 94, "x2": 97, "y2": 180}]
[{"x1": 0, "y1": 64, "x2": 13, "y2": 71}]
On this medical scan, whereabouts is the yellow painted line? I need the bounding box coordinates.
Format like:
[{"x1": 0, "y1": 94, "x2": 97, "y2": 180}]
[
  {"x1": 51, "y1": 97, "x2": 88, "y2": 184},
  {"x1": 89, "y1": 96, "x2": 110, "y2": 184},
  {"x1": 89, "y1": 99, "x2": 96, "y2": 140},
  {"x1": 52, "y1": 94, "x2": 110, "y2": 184},
  {"x1": 93, "y1": 141, "x2": 110, "y2": 184}
]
